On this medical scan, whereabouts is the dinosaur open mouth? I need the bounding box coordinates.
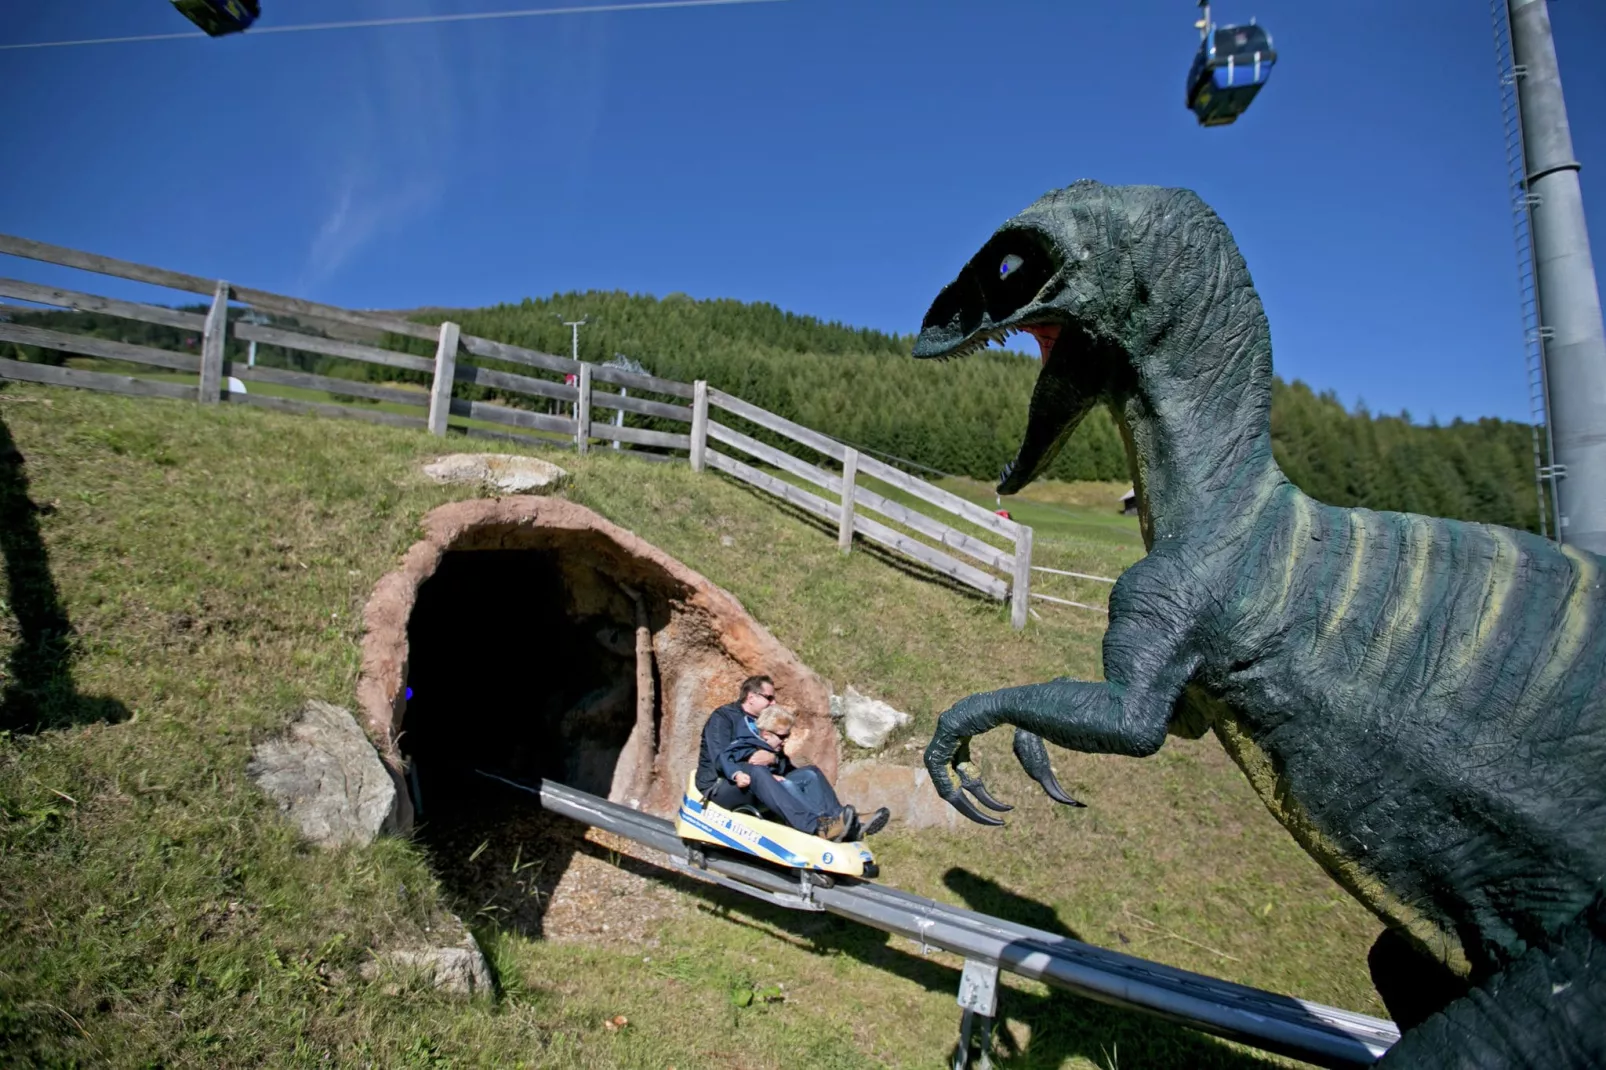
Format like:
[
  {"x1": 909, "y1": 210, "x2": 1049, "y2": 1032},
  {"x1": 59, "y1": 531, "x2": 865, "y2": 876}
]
[
  {"x1": 998, "y1": 322, "x2": 1074, "y2": 494},
  {"x1": 913, "y1": 311, "x2": 1085, "y2": 495}
]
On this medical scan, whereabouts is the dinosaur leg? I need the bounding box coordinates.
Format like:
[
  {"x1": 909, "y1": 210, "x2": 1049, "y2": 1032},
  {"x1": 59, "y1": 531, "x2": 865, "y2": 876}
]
[
  {"x1": 1375, "y1": 895, "x2": 1606, "y2": 1069},
  {"x1": 1367, "y1": 927, "x2": 1470, "y2": 1031}
]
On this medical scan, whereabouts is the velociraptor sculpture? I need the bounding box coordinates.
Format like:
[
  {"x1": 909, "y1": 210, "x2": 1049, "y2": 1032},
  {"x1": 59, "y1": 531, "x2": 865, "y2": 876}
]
[{"x1": 912, "y1": 180, "x2": 1605, "y2": 1067}]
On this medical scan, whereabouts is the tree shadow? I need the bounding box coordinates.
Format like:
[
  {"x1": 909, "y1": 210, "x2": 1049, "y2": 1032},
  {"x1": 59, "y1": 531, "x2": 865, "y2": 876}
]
[{"x1": 0, "y1": 410, "x2": 130, "y2": 734}]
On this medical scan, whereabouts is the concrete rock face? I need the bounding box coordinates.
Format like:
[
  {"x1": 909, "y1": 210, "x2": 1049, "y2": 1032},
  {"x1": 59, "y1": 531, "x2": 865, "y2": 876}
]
[
  {"x1": 360, "y1": 916, "x2": 493, "y2": 998},
  {"x1": 247, "y1": 700, "x2": 398, "y2": 848},
  {"x1": 422, "y1": 453, "x2": 569, "y2": 495},
  {"x1": 832, "y1": 686, "x2": 912, "y2": 749},
  {"x1": 835, "y1": 759, "x2": 965, "y2": 831},
  {"x1": 357, "y1": 496, "x2": 836, "y2": 824}
]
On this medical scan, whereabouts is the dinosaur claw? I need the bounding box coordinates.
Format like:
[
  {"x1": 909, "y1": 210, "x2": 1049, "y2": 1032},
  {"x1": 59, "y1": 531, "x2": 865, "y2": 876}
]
[
  {"x1": 1014, "y1": 729, "x2": 1085, "y2": 808},
  {"x1": 926, "y1": 734, "x2": 1006, "y2": 827},
  {"x1": 1039, "y1": 775, "x2": 1086, "y2": 807},
  {"x1": 957, "y1": 768, "x2": 1014, "y2": 813},
  {"x1": 944, "y1": 790, "x2": 1006, "y2": 827}
]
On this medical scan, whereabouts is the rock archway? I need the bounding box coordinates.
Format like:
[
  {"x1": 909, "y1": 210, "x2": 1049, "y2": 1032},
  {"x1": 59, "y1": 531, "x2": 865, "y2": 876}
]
[{"x1": 356, "y1": 496, "x2": 837, "y2": 833}]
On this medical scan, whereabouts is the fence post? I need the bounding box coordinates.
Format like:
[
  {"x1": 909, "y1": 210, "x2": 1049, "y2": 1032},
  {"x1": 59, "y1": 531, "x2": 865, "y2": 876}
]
[
  {"x1": 1010, "y1": 524, "x2": 1034, "y2": 630},
  {"x1": 576, "y1": 363, "x2": 592, "y2": 453},
  {"x1": 198, "y1": 280, "x2": 228, "y2": 404},
  {"x1": 613, "y1": 386, "x2": 625, "y2": 451},
  {"x1": 838, "y1": 447, "x2": 859, "y2": 553},
  {"x1": 689, "y1": 380, "x2": 709, "y2": 472},
  {"x1": 428, "y1": 321, "x2": 459, "y2": 436}
]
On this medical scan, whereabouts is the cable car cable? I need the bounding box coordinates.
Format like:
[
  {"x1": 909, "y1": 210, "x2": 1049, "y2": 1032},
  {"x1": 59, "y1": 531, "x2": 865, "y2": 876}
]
[{"x1": 0, "y1": 0, "x2": 788, "y2": 52}]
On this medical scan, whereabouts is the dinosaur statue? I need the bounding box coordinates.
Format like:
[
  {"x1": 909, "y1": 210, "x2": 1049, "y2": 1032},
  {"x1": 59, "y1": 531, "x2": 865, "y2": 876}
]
[{"x1": 911, "y1": 179, "x2": 1605, "y2": 1067}]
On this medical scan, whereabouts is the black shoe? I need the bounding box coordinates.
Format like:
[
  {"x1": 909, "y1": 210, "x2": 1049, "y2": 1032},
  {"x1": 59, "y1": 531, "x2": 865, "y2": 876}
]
[{"x1": 858, "y1": 807, "x2": 890, "y2": 838}]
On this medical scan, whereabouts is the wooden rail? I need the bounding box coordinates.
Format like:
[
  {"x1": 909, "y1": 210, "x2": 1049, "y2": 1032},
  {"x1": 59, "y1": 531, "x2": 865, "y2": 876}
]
[
  {"x1": 0, "y1": 230, "x2": 1049, "y2": 629},
  {"x1": 0, "y1": 355, "x2": 198, "y2": 401},
  {"x1": 0, "y1": 277, "x2": 207, "y2": 331},
  {"x1": 233, "y1": 321, "x2": 435, "y2": 375}
]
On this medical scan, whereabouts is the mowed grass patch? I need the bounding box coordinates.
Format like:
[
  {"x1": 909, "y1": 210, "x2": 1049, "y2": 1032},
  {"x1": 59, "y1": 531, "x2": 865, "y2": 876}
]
[{"x1": 0, "y1": 383, "x2": 1386, "y2": 1068}]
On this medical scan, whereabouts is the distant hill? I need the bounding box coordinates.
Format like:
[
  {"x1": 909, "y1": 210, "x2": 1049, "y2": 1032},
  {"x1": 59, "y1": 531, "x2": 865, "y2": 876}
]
[{"x1": 3, "y1": 290, "x2": 1549, "y2": 533}]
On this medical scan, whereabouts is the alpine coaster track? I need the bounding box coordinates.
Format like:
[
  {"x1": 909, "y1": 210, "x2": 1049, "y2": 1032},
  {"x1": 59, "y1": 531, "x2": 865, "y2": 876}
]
[{"x1": 476, "y1": 771, "x2": 1400, "y2": 1069}]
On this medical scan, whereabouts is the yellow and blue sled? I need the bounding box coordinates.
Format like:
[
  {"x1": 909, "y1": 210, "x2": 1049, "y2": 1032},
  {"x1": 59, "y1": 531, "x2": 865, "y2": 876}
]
[{"x1": 675, "y1": 772, "x2": 878, "y2": 882}]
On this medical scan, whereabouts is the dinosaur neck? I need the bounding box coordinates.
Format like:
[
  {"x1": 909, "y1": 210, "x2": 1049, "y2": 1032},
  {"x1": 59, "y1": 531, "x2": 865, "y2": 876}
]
[{"x1": 1118, "y1": 321, "x2": 1282, "y2": 550}]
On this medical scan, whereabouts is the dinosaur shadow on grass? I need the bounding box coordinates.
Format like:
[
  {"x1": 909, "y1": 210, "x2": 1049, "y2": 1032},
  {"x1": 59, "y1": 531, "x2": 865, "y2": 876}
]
[
  {"x1": 508, "y1": 833, "x2": 1280, "y2": 1070},
  {"x1": 938, "y1": 868, "x2": 1285, "y2": 1069},
  {"x1": 0, "y1": 410, "x2": 130, "y2": 734}
]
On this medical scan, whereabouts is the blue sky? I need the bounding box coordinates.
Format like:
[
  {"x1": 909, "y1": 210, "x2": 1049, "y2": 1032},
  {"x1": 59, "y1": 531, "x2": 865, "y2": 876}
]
[{"x1": 4, "y1": 0, "x2": 1604, "y2": 424}]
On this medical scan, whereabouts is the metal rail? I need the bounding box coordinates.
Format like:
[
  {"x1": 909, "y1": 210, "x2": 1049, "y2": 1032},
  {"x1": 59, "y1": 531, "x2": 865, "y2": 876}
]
[{"x1": 478, "y1": 772, "x2": 1400, "y2": 1069}]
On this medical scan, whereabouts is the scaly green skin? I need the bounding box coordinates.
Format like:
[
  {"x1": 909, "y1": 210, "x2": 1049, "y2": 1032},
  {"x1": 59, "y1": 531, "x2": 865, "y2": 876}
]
[{"x1": 912, "y1": 180, "x2": 1606, "y2": 1067}]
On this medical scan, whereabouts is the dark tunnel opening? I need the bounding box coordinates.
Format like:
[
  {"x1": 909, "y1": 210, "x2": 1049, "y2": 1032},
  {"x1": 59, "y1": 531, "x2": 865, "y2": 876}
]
[{"x1": 400, "y1": 547, "x2": 653, "y2": 936}]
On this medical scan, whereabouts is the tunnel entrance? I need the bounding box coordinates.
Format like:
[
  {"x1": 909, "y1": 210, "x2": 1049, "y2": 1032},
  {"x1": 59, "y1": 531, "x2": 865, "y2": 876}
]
[
  {"x1": 354, "y1": 496, "x2": 839, "y2": 937},
  {"x1": 403, "y1": 547, "x2": 644, "y2": 799},
  {"x1": 400, "y1": 547, "x2": 654, "y2": 938}
]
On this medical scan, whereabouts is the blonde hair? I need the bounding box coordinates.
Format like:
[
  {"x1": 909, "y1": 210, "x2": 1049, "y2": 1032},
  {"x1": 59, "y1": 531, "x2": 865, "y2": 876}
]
[{"x1": 755, "y1": 705, "x2": 796, "y2": 735}]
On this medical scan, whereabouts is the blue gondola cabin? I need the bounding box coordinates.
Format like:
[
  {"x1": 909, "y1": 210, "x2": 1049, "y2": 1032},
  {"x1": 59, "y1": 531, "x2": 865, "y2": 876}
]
[{"x1": 1187, "y1": 21, "x2": 1276, "y2": 127}]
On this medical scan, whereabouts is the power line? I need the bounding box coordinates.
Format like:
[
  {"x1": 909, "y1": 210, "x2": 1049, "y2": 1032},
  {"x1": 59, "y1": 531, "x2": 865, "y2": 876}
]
[{"x1": 0, "y1": 0, "x2": 787, "y2": 51}]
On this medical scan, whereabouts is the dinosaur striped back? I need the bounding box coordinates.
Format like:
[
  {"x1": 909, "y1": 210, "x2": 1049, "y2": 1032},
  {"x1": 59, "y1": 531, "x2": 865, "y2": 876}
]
[
  {"x1": 1223, "y1": 485, "x2": 1606, "y2": 725},
  {"x1": 1200, "y1": 484, "x2": 1606, "y2": 976}
]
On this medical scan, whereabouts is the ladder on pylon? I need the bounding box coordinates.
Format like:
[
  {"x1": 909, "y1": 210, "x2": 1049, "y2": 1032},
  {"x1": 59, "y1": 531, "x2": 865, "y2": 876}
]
[{"x1": 1491, "y1": 0, "x2": 1560, "y2": 539}]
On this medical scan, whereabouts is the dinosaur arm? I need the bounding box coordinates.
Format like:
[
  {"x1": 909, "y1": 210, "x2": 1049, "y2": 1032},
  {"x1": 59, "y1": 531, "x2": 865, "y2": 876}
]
[{"x1": 924, "y1": 580, "x2": 1204, "y2": 824}]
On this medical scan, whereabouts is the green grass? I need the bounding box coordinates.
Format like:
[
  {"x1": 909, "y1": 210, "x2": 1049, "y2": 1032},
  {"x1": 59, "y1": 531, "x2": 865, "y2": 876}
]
[
  {"x1": 0, "y1": 382, "x2": 1388, "y2": 1068},
  {"x1": 70, "y1": 359, "x2": 578, "y2": 445}
]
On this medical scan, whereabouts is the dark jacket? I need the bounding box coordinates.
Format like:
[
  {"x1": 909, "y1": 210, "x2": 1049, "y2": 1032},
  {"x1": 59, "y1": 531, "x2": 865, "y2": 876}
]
[
  {"x1": 718, "y1": 718, "x2": 792, "y2": 782},
  {"x1": 695, "y1": 701, "x2": 750, "y2": 794}
]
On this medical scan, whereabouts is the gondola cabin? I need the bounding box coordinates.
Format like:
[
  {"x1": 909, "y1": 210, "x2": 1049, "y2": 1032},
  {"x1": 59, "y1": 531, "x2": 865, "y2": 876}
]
[
  {"x1": 1186, "y1": 18, "x2": 1276, "y2": 126},
  {"x1": 171, "y1": 0, "x2": 260, "y2": 36}
]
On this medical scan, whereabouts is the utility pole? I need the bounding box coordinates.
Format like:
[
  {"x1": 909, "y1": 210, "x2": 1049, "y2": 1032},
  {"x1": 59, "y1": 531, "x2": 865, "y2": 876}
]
[
  {"x1": 1506, "y1": 0, "x2": 1606, "y2": 554},
  {"x1": 242, "y1": 310, "x2": 269, "y2": 367},
  {"x1": 557, "y1": 314, "x2": 589, "y2": 363},
  {"x1": 555, "y1": 313, "x2": 590, "y2": 422}
]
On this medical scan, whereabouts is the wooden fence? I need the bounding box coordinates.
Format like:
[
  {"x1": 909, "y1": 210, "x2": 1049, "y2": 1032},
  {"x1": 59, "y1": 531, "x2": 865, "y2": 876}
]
[{"x1": 0, "y1": 232, "x2": 1041, "y2": 629}]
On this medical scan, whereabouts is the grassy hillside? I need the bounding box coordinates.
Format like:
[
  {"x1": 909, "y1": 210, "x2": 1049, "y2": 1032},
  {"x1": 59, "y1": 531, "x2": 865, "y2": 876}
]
[
  {"x1": 0, "y1": 383, "x2": 1389, "y2": 1068},
  {"x1": 6, "y1": 289, "x2": 1549, "y2": 534}
]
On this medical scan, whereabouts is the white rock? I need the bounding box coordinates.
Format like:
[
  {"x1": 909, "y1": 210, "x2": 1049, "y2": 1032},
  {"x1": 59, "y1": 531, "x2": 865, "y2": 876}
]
[
  {"x1": 833, "y1": 685, "x2": 911, "y2": 750},
  {"x1": 247, "y1": 700, "x2": 398, "y2": 848},
  {"x1": 360, "y1": 925, "x2": 493, "y2": 997},
  {"x1": 835, "y1": 759, "x2": 963, "y2": 830},
  {"x1": 422, "y1": 453, "x2": 569, "y2": 495}
]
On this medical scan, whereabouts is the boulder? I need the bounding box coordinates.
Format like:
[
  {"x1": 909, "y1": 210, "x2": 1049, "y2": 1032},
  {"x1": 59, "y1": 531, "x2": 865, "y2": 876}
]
[
  {"x1": 360, "y1": 917, "x2": 493, "y2": 998},
  {"x1": 835, "y1": 759, "x2": 965, "y2": 831},
  {"x1": 247, "y1": 700, "x2": 398, "y2": 848},
  {"x1": 832, "y1": 685, "x2": 911, "y2": 749},
  {"x1": 422, "y1": 453, "x2": 569, "y2": 495}
]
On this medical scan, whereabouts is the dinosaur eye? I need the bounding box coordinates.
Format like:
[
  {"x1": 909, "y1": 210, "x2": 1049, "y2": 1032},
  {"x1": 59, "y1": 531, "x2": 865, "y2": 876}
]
[{"x1": 999, "y1": 254, "x2": 1025, "y2": 280}]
